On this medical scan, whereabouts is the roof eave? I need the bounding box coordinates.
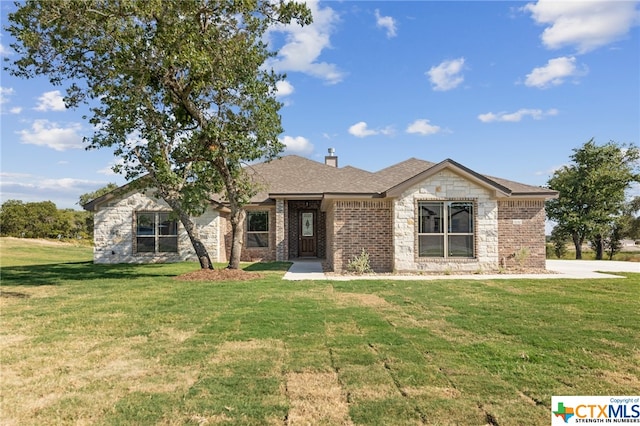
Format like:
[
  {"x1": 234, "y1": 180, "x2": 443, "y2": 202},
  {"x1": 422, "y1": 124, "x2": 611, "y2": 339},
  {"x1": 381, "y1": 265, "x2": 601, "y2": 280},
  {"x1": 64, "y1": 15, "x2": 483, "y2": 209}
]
[
  {"x1": 81, "y1": 176, "x2": 151, "y2": 211},
  {"x1": 82, "y1": 185, "x2": 130, "y2": 211},
  {"x1": 500, "y1": 191, "x2": 559, "y2": 199},
  {"x1": 268, "y1": 193, "x2": 324, "y2": 200},
  {"x1": 321, "y1": 192, "x2": 383, "y2": 199}
]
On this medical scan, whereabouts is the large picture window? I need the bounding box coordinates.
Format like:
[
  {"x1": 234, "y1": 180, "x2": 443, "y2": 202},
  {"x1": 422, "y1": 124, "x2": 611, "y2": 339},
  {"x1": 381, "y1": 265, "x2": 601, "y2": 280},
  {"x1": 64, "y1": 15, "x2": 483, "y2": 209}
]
[
  {"x1": 247, "y1": 211, "x2": 269, "y2": 248},
  {"x1": 418, "y1": 201, "x2": 474, "y2": 258},
  {"x1": 136, "y1": 212, "x2": 178, "y2": 253}
]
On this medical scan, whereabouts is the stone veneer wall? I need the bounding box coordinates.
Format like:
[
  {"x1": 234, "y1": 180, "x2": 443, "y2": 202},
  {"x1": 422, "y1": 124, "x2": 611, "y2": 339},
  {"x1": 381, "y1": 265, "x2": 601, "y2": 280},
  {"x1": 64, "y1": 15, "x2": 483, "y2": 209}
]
[
  {"x1": 275, "y1": 199, "x2": 287, "y2": 261},
  {"x1": 393, "y1": 169, "x2": 499, "y2": 272},
  {"x1": 93, "y1": 190, "x2": 221, "y2": 264},
  {"x1": 497, "y1": 199, "x2": 546, "y2": 270},
  {"x1": 328, "y1": 200, "x2": 393, "y2": 273}
]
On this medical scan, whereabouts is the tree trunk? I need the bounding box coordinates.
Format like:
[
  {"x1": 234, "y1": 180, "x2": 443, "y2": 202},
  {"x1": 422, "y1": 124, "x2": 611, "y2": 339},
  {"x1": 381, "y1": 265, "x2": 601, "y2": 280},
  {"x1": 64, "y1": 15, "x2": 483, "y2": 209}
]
[
  {"x1": 178, "y1": 211, "x2": 214, "y2": 269},
  {"x1": 572, "y1": 233, "x2": 583, "y2": 259},
  {"x1": 212, "y1": 155, "x2": 248, "y2": 270},
  {"x1": 593, "y1": 234, "x2": 603, "y2": 260},
  {"x1": 227, "y1": 208, "x2": 245, "y2": 269},
  {"x1": 163, "y1": 194, "x2": 214, "y2": 270}
]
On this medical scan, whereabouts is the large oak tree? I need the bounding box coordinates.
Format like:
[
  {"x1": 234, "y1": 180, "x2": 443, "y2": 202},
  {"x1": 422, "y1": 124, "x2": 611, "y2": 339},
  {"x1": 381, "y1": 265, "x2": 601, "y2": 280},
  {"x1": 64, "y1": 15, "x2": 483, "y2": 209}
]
[
  {"x1": 546, "y1": 139, "x2": 639, "y2": 259},
  {"x1": 6, "y1": 0, "x2": 311, "y2": 269}
]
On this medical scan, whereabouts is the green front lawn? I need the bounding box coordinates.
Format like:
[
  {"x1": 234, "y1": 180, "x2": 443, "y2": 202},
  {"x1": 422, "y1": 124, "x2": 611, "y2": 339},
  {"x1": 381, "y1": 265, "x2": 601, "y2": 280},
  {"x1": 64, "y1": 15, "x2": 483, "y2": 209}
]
[{"x1": 1, "y1": 238, "x2": 639, "y2": 425}]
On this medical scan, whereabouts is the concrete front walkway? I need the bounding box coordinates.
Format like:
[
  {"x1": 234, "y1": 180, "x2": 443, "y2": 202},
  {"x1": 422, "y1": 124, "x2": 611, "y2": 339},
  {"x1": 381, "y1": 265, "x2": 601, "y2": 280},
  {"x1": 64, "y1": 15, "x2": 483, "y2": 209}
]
[
  {"x1": 283, "y1": 259, "x2": 638, "y2": 281},
  {"x1": 283, "y1": 259, "x2": 327, "y2": 280}
]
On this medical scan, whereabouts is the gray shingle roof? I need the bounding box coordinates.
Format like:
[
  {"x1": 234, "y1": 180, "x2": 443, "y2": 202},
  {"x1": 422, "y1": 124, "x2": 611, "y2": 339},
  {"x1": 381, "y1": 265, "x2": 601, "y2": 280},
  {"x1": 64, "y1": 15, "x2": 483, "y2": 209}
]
[
  {"x1": 84, "y1": 155, "x2": 556, "y2": 210},
  {"x1": 374, "y1": 158, "x2": 436, "y2": 188},
  {"x1": 246, "y1": 155, "x2": 385, "y2": 202},
  {"x1": 245, "y1": 155, "x2": 555, "y2": 203},
  {"x1": 485, "y1": 175, "x2": 556, "y2": 196}
]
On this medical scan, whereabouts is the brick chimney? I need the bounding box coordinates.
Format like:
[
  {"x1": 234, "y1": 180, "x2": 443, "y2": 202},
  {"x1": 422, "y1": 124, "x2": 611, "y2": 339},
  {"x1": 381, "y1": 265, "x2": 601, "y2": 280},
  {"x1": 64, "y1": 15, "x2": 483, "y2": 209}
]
[{"x1": 325, "y1": 148, "x2": 338, "y2": 167}]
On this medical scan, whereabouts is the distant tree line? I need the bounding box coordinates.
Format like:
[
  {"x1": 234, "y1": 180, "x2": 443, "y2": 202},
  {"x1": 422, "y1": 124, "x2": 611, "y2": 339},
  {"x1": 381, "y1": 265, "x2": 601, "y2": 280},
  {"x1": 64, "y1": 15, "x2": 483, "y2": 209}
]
[
  {"x1": 0, "y1": 183, "x2": 117, "y2": 241},
  {"x1": 0, "y1": 200, "x2": 92, "y2": 240},
  {"x1": 547, "y1": 139, "x2": 640, "y2": 260}
]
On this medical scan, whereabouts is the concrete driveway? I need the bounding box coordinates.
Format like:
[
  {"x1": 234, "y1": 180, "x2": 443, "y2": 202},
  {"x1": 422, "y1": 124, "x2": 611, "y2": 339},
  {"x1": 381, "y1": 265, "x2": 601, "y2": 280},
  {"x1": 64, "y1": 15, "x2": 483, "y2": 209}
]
[
  {"x1": 546, "y1": 259, "x2": 639, "y2": 278},
  {"x1": 284, "y1": 259, "x2": 638, "y2": 280}
]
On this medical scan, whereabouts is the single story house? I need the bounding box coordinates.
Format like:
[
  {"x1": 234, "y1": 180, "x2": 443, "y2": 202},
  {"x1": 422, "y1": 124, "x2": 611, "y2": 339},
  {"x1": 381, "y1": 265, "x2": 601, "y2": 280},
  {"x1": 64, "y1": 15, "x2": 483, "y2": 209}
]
[{"x1": 83, "y1": 153, "x2": 558, "y2": 273}]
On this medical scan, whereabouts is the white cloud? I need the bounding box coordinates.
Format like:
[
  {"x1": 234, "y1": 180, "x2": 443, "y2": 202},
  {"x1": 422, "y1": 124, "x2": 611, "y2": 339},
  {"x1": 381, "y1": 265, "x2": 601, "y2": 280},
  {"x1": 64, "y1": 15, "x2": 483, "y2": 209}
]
[
  {"x1": 18, "y1": 120, "x2": 84, "y2": 151},
  {"x1": 0, "y1": 172, "x2": 32, "y2": 180},
  {"x1": 40, "y1": 177, "x2": 96, "y2": 190},
  {"x1": 280, "y1": 135, "x2": 314, "y2": 155},
  {"x1": 275, "y1": 80, "x2": 295, "y2": 98},
  {"x1": 97, "y1": 165, "x2": 117, "y2": 176},
  {"x1": 524, "y1": 0, "x2": 640, "y2": 53},
  {"x1": 375, "y1": 9, "x2": 397, "y2": 38},
  {"x1": 348, "y1": 122, "x2": 377, "y2": 138},
  {"x1": 0, "y1": 87, "x2": 17, "y2": 114},
  {"x1": 348, "y1": 121, "x2": 394, "y2": 138},
  {"x1": 0, "y1": 176, "x2": 96, "y2": 192},
  {"x1": 478, "y1": 108, "x2": 559, "y2": 123},
  {"x1": 535, "y1": 164, "x2": 567, "y2": 176},
  {"x1": 98, "y1": 158, "x2": 124, "y2": 176},
  {"x1": 322, "y1": 132, "x2": 338, "y2": 140},
  {"x1": 426, "y1": 58, "x2": 465, "y2": 91},
  {"x1": 35, "y1": 90, "x2": 67, "y2": 111},
  {"x1": 0, "y1": 173, "x2": 110, "y2": 209},
  {"x1": 406, "y1": 119, "x2": 442, "y2": 136},
  {"x1": 0, "y1": 34, "x2": 11, "y2": 56},
  {"x1": 124, "y1": 130, "x2": 148, "y2": 148},
  {"x1": 97, "y1": 155, "x2": 141, "y2": 176},
  {"x1": 379, "y1": 126, "x2": 395, "y2": 136},
  {"x1": 267, "y1": 0, "x2": 344, "y2": 84},
  {"x1": 627, "y1": 181, "x2": 640, "y2": 198},
  {"x1": 0, "y1": 86, "x2": 14, "y2": 104},
  {"x1": 0, "y1": 87, "x2": 22, "y2": 115},
  {"x1": 525, "y1": 56, "x2": 586, "y2": 88}
]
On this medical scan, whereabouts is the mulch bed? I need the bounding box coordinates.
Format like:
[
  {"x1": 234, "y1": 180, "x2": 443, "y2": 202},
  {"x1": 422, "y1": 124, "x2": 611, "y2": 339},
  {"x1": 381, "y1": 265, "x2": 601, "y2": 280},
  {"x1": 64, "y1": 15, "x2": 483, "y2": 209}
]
[{"x1": 174, "y1": 268, "x2": 263, "y2": 282}]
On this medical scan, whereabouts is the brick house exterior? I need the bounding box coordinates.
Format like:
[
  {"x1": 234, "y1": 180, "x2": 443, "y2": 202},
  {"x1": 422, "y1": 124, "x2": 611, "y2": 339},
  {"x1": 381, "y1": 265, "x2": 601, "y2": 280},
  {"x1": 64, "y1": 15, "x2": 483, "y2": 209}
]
[
  {"x1": 497, "y1": 200, "x2": 547, "y2": 270},
  {"x1": 326, "y1": 200, "x2": 394, "y2": 273},
  {"x1": 84, "y1": 155, "x2": 557, "y2": 272}
]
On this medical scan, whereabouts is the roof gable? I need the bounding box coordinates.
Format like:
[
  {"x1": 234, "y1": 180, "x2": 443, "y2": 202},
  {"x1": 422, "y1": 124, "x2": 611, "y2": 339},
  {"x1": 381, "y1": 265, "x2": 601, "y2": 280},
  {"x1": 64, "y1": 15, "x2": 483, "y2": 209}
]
[
  {"x1": 82, "y1": 177, "x2": 150, "y2": 211},
  {"x1": 384, "y1": 159, "x2": 512, "y2": 198}
]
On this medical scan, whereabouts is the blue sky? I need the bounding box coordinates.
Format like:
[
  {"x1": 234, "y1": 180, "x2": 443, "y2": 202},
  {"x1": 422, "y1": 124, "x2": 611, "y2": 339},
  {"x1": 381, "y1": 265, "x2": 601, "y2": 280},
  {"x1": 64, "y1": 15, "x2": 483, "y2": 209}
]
[{"x1": 1, "y1": 0, "x2": 639, "y2": 210}]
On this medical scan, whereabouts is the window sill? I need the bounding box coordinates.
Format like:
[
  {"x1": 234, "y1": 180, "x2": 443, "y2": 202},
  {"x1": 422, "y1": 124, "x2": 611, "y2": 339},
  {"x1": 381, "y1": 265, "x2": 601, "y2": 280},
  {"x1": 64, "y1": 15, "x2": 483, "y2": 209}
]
[
  {"x1": 134, "y1": 252, "x2": 180, "y2": 257},
  {"x1": 416, "y1": 257, "x2": 478, "y2": 263}
]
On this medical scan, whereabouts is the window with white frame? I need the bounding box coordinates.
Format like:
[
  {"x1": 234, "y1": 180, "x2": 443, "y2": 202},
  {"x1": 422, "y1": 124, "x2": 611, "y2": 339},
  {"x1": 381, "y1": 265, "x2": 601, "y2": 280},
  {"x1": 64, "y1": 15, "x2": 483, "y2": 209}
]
[
  {"x1": 418, "y1": 201, "x2": 474, "y2": 258},
  {"x1": 136, "y1": 212, "x2": 178, "y2": 253},
  {"x1": 246, "y1": 211, "x2": 269, "y2": 248}
]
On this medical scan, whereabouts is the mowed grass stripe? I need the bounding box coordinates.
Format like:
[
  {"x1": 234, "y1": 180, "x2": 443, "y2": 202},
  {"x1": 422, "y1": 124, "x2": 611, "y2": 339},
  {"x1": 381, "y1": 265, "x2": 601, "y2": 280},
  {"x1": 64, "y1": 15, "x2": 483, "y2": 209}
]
[{"x1": 1, "y1": 238, "x2": 639, "y2": 425}]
